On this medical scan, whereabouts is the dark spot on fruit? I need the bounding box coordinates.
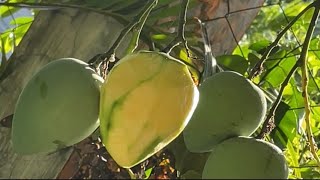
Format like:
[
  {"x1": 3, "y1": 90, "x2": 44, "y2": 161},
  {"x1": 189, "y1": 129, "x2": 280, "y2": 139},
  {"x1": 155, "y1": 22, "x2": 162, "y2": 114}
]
[
  {"x1": 231, "y1": 122, "x2": 238, "y2": 127},
  {"x1": 40, "y1": 82, "x2": 48, "y2": 99}
]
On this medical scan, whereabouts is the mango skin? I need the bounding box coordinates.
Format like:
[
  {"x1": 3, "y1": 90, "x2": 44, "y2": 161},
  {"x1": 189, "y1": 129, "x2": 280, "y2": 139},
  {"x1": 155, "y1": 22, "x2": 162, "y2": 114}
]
[
  {"x1": 183, "y1": 71, "x2": 267, "y2": 153},
  {"x1": 99, "y1": 51, "x2": 199, "y2": 168},
  {"x1": 12, "y1": 58, "x2": 104, "y2": 154},
  {"x1": 202, "y1": 136, "x2": 289, "y2": 179}
]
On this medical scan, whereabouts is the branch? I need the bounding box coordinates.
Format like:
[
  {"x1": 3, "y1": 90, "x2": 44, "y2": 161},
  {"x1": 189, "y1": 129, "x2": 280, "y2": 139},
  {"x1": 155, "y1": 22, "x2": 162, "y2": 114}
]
[
  {"x1": 0, "y1": 2, "x2": 127, "y2": 24},
  {"x1": 88, "y1": 0, "x2": 158, "y2": 67},
  {"x1": 162, "y1": 0, "x2": 190, "y2": 55},
  {"x1": 248, "y1": 0, "x2": 317, "y2": 80},
  {"x1": 300, "y1": 2, "x2": 320, "y2": 168},
  {"x1": 124, "y1": 1, "x2": 155, "y2": 55},
  {"x1": 255, "y1": 61, "x2": 299, "y2": 139}
]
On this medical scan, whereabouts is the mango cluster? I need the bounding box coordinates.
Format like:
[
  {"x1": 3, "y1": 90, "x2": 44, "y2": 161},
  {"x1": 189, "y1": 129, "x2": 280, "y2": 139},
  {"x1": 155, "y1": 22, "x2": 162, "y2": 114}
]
[
  {"x1": 183, "y1": 71, "x2": 289, "y2": 179},
  {"x1": 11, "y1": 51, "x2": 288, "y2": 179}
]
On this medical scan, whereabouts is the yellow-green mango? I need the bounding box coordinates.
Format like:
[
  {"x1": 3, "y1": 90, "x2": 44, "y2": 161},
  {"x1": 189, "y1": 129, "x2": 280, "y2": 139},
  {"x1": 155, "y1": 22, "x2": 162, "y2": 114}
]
[
  {"x1": 202, "y1": 136, "x2": 289, "y2": 179},
  {"x1": 12, "y1": 58, "x2": 104, "y2": 154},
  {"x1": 99, "y1": 51, "x2": 199, "y2": 168},
  {"x1": 183, "y1": 71, "x2": 267, "y2": 152}
]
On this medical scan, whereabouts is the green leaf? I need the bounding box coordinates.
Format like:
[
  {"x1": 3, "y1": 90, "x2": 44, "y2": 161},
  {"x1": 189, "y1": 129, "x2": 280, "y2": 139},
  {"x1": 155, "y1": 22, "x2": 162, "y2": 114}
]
[
  {"x1": 144, "y1": 168, "x2": 153, "y2": 179},
  {"x1": 215, "y1": 55, "x2": 248, "y2": 75},
  {"x1": 286, "y1": 140, "x2": 302, "y2": 178},
  {"x1": 9, "y1": 16, "x2": 33, "y2": 26},
  {"x1": 271, "y1": 101, "x2": 298, "y2": 147},
  {"x1": 300, "y1": 167, "x2": 320, "y2": 179},
  {"x1": 0, "y1": 6, "x2": 19, "y2": 19},
  {"x1": 151, "y1": 34, "x2": 168, "y2": 41},
  {"x1": 3, "y1": 35, "x2": 13, "y2": 53},
  {"x1": 248, "y1": 39, "x2": 271, "y2": 52},
  {"x1": 178, "y1": 49, "x2": 200, "y2": 84},
  {"x1": 125, "y1": 0, "x2": 157, "y2": 55},
  {"x1": 277, "y1": 107, "x2": 298, "y2": 142},
  {"x1": 248, "y1": 52, "x2": 260, "y2": 69},
  {"x1": 264, "y1": 55, "x2": 296, "y2": 87},
  {"x1": 232, "y1": 44, "x2": 250, "y2": 59},
  {"x1": 311, "y1": 106, "x2": 320, "y2": 125}
]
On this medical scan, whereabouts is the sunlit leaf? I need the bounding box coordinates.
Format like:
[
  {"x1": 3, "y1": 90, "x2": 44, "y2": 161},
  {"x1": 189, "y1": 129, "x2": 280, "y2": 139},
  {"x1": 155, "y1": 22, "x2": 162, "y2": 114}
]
[
  {"x1": 9, "y1": 16, "x2": 33, "y2": 26},
  {"x1": 300, "y1": 167, "x2": 320, "y2": 179},
  {"x1": 4, "y1": 34, "x2": 13, "y2": 53},
  {"x1": 178, "y1": 48, "x2": 200, "y2": 85},
  {"x1": 151, "y1": 34, "x2": 168, "y2": 41},
  {"x1": 286, "y1": 140, "x2": 302, "y2": 178},
  {"x1": 144, "y1": 168, "x2": 153, "y2": 179},
  {"x1": 311, "y1": 107, "x2": 320, "y2": 123},
  {"x1": 283, "y1": 80, "x2": 304, "y2": 108},
  {"x1": 215, "y1": 54, "x2": 248, "y2": 75},
  {"x1": 278, "y1": 108, "x2": 298, "y2": 142},
  {"x1": 0, "y1": 6, "x2": 20, "y2": 18},
  {"x1": 232, "y1": 44, "x2": 249, "y2": 59},
  {"x1": 264, "y1": 55, "x2": 296, "y2": 87},
  {"x1": 248, "y1": 39, "x2": 271, "y2": 52}
]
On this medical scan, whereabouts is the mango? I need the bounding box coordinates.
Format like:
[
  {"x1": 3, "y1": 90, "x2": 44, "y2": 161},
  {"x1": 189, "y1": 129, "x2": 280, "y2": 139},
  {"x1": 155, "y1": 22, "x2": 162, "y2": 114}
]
[
  {"x1": 202, "y1": 136, "x2": 289, "y2": 179},
  {"x1": 183, "y1": 71, "x2": 267, "y2": 152},
  {"x1": 12, "y1": 58, "x2": 104, "y2": 154},
  {"x1": 99, "y1": 51, "x2": 199, "y2": 168}
]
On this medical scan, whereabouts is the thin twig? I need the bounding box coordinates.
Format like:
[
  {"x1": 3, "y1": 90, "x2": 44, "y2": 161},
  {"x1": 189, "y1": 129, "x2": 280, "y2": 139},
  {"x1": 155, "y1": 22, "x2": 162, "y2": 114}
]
[
  {"x1": 256, "y1": 61, "x2": 300, "y2": 139},
  {"x1": 162, "y1": 0, "x2": 190, "y2": 55},
  {"x1": 289, "y1": 165, "x2": 320, "y2": 168},
  {"x1": 248, "y1": 1, "x2": 316, "y2": 80},
  {"x1": 125, "y1": 3, "x2": 156, "y2": 55},
  {"x1": 126, "y1": 168, "x2": 136, "y2": 179},
  {"x1": 288, "y1": 105, "x2": 320, "y2": 110},
  {"x1": 88, "y1": 0, "x2": 158, "y2": 67},
  {"x1": 258, "y1": 45, "x2": 302, "y2": 84},
  {"x1": 300, "y1": 1, "x2": 320, "y2": 168}
]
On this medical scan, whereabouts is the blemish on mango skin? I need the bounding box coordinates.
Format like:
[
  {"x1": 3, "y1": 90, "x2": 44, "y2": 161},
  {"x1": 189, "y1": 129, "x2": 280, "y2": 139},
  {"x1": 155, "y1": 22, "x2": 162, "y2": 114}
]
[
  {"x1": 40, "y1": 81, "x2": 48, "y2": 99},
  {"x1": 34, "y1": 76, "x2": 48, "y2": 99}
]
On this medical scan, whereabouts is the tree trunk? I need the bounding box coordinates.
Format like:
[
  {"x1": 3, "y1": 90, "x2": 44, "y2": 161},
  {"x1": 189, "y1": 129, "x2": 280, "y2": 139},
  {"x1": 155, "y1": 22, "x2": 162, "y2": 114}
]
[{"x1": 0, "y1": 0, "x2": 264, "y2": 178}]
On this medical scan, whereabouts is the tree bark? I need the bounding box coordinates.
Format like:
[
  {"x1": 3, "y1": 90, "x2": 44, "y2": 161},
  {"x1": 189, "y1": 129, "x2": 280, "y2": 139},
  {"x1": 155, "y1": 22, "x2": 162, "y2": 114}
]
[{"x1": 0, "y1": 0, "x2": 264, "y2": 178}]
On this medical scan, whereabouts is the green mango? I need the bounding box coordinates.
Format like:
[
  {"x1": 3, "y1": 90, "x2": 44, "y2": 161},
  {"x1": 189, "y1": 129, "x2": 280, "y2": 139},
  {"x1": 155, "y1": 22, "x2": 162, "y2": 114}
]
[
  {"x1": 183, "y1": 71, "x2": 267, "y2": 152},
  {"x1": 202, "y1": 136, "x2": 289, "y2": 179},
  {"x1": 12, "y1": 58, "x2": 104, "y2": 154}
]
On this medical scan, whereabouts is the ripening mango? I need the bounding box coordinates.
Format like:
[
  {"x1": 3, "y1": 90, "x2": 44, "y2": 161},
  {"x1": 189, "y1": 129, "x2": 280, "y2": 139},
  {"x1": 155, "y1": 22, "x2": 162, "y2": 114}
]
[
  {"x1": 99, "y1": 51, "x2": 199, "y2": 168},
  {"x1": 12, "y1": 58, "x2": 104, "y2": 154}
]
